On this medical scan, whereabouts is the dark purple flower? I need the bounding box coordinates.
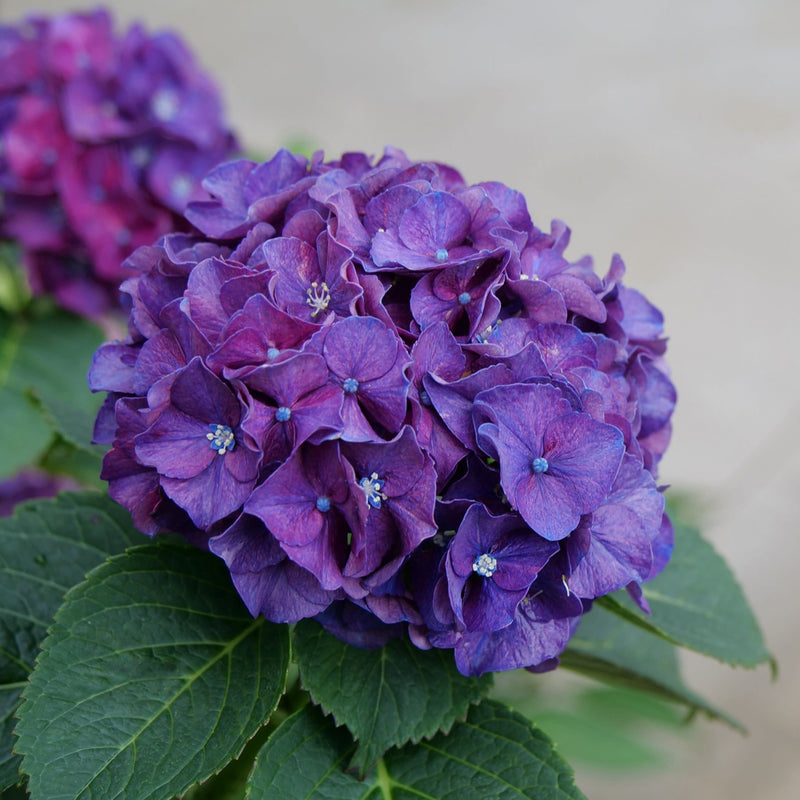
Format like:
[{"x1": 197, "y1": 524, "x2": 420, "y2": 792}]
[
  {"x1": 475, "y1": 383, "x2": 625, "y2": 540},
  {"x1": 341, "y1": 426, "x2": 438, "y2": 587},
  {"x1": 566, "y1": 454, "x2": 664, "y2": 599},
  {"x1": 445, "y1": 504, "x2": 558, "y2": 632},
  {"x1": 452, "y1": 569, "x2": 584, "y2": 676},
  {"x1": 101, "y1": 397, "x2": 163, "y2": 536},
  {"x1": 185, "y1": 150, "x2": 313, "y2": 240},
  {"x1": 90, "y1": 145, "x2": 675, "y2": 677},
  {"x1": 261, "y1": 233, "x2": 362, "y2": 322},
  {"x1": 237, "y1": 352, "x2": 344, "y2": 461},
  {"x1": 134, "y1": 358, "x2": 260, "y2": 528},
  {"x1": 371, "y1": 191, "x2": 474, "y2": 271},
  {"x1": 207, "y1": 294, "x2": 319, "y2": 374},
  {"x1": 244, "y1": 441, "x2": 360, "y2": 594},
  {"x1": 410, "y1": 254, "x2": 505, "y2": 339},
  {"x1": 310, "y1": 315, "x2": 411, "y2": 441},
  {"x1": 209, "y1": 513, "x2": 339, "y2": 622}
]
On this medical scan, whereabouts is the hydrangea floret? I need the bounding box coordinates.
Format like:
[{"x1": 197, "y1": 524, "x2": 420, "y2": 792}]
[
  {"x1": 0, "y1": 9, "x2": 237, "y2": 316},
  {"x1": 90, "y1": 146, "x2": 676, "y2": 676}
]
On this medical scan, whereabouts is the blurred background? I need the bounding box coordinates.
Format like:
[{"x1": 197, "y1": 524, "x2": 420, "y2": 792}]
[{"x1": 1, "y1": 0, "x2": 796, "y2": 797}]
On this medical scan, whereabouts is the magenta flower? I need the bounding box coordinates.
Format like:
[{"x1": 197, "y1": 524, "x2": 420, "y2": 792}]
[{"x1": 0, "y1": 8, "x2": 237, "y2": 316}]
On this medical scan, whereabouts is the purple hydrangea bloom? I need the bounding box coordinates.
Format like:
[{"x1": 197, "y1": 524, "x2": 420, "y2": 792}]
[
  {"x1": 133, "y1": 358, "x2": 260, "y2": 528},
  {"x1": 474, "y1": 383, "x2": 625, "y2": 540},
  {"x1": 0, "y1": 8, "x2": 237, "y2": 317},
  {"x1": 445, "y1": 504, "x2": 559, "y2": 632},
  {"x1": 91, "y1": 146, "x2": 676, "y2": 676}
]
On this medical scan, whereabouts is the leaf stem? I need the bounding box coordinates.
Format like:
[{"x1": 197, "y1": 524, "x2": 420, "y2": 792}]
[{"x1": 376, "y1": 758, "x2": 394, "y2": 800}]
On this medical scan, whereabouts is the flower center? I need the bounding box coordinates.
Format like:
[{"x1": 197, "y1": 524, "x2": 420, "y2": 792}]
[
  {"x1": 457, "y1": 291, "x2": 471, "y2": 306},
  {"x1": 359, "y1": 472, "x2": 387, "y2": 509},
  {"x1": 151, "y1": 88, "x2": 180, "y2": 122},
  {"x1": 275, "y1": 406, "x2": 291, "y2": 422},
  {"x1": 435, "y1": 248, "x2": 449, "y2": 262},
  {"x1": 532, "y1": 457, "x2": 549, "y2": 474},
  {"x1": 206, "y1": 424, "x2": 235, "y2": 455},
  {"x1": 170, "y1": 174, "x2": 194, "y2": 201},
  {"x1": 342, "y1": 377, "x2": 359, "y2": 393},
  {"x1": 419, "y1": 389, "x2": 432, "y2": 407},
  {"x1": 305, "y1": 281, "x2": 331, "y2": 318},
  {"x1": 266, "y1": 347, "x2": 280, "y2": 361},
  {"x1": 472, "y1": 552, "x2": 498, "y2": 578},
  {"x1": 475, "y1": 320, "x2": 500, "y2": 344},
  {"x1": 316, "y1": 496, "x2": 331, "y2": 512},
  {"x1": 130, "y1": 145, "x2": 151, "y2": 167}
]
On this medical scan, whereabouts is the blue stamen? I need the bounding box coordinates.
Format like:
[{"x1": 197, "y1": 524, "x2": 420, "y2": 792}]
[
  {"x1": 532, "y1": 457, "x2": 549, "y2": 474},
  {"x1": 343, "y1": 377, "x2": 359, "y2": 393},
  {"x1": 475, "y1": 320, "x2": 500, "y2": 344},
  {"x1": 435, "y1": 248, "x2": 449, "y2": 262},
  {"x1": 457, "y1": 292, "x2": 471, "y2": 305},
  {"x1": 275, "y1": 406, "x2": 291, "y2": 422},
  {"x1": 359, "y1": 472, "x2": 387, "y2": 509},
  {"x1": 316, "y1": 497, "x2": 331, "y2": 512},
  {"x1": 206, "y1": 424, "x2": 235, "y2": 455},
  {"x1": 420, "y1": 389, "x2": 432, "y2": 407},
  {"x1": 472, "y1": 552, "x2": 498, "y2": 578},
  {"x1": 266, "y1": 347, "x2": 280, "y2": 360}
]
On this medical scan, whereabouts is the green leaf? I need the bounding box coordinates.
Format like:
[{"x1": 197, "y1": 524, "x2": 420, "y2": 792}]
[
  {"x1": 31, "y1": 389, "x2": 107, "y2": 487},
  {"x1": 292, "y1": 619, "x2": 492, "y2": 773},
  {"x1": 182, "y1": 725, "x2": 273, "y2": 800},
  {"x1": 0, "y1": 492, "x2": 142, "y2": 790},
  {"x1": 15, "y1": 543, "x2": 290, "y2": 800},
  {"x1": 560, "y1": 605, "x2": 744, "y2": 730},
  {"x1": 37, "y1": 438, "x2": 106, "y2": 490},
  {"x1": 0, "y1": 687, "x2": 25, "y2": 792},
  {"x1": 0, "y1": 306, "x2": 104, "y2": 479},
  {"x1": 597, "y1": 519, "x2": 770, "y2": 668},
  {"x1": 521, "y1": 708, "x2": 665, "y2": 770},
  {"x1": 32, "y1": 390, "x2": 107, "y2": 457},
  {"x1": 247, "y1": 700, "x2": 586, "y2": 800}
]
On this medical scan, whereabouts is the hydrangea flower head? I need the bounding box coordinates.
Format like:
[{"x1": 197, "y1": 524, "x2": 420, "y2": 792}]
[
  {"x1": 0, "y1": 8, "x2": 237, "y2": 316},
  {"x1": 91, "y1": 146, "x2": 676, "y2": 676}
]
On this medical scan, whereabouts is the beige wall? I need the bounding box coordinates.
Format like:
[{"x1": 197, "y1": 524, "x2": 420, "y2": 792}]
[{"x1": 2, "y1": 1, "x2": 797, "y2": 797}]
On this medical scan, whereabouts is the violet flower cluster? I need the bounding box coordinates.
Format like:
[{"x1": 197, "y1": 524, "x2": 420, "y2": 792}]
[
  {"x1": 90, "y1": 148, "x2": 676, "y2": 676},
  {"x1": 0, "y1": 9, "x2": 237, "y2": 316}
]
